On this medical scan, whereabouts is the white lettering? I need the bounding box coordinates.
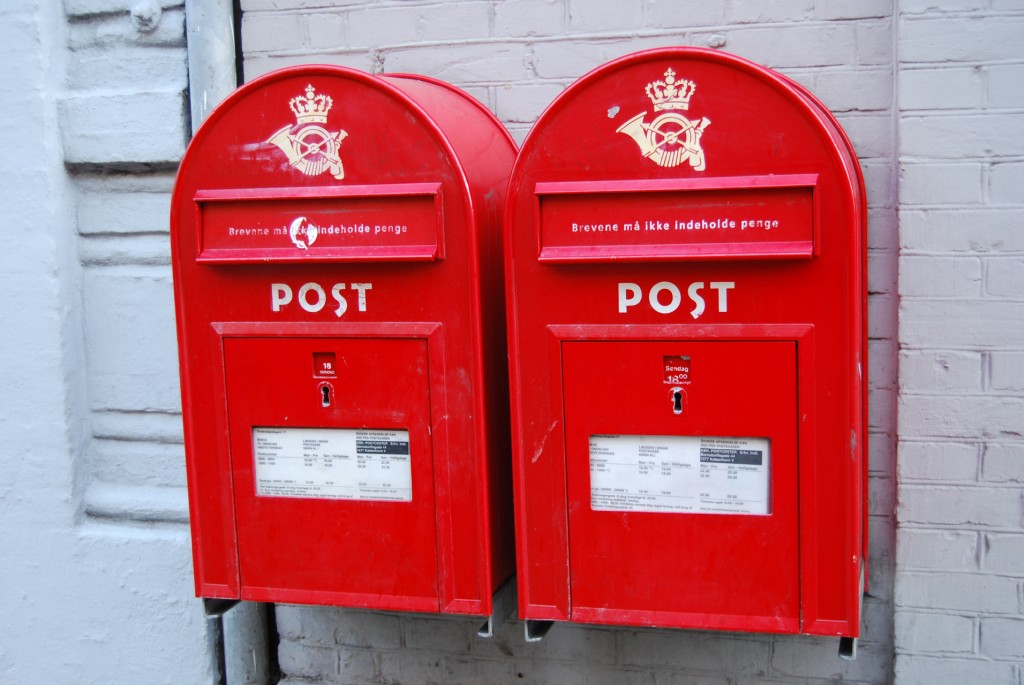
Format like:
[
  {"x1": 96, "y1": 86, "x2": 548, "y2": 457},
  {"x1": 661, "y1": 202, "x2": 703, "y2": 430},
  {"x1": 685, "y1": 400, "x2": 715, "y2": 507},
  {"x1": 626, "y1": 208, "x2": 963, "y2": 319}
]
[
  {"x1": 350, "y1": 283, "x2": 372, "y2": 312},
  {"x1": 228, "y1": 227, "x2": 271, "y2": 236},
  {"x1": 687, "y1": 282, "x2": 705, "y2": 320},
  {"x1": 271, "y1": 283, "x2": 293, "y2": 311},
  {"x1": 572, "y1": 222, "x2": 619, "y2": 232},
  {"x1": 331, "y1": 283, "x2": 347, "y2": 318},
  {"x1": 270, "y1": 281, "x2": 373, "y2": 317},
  {"x1": 374, "y1": 224, "x2": 409, "y2": 235},
  {"x1": 710, "y1": 281, "x2": 735, "y2": 313},
  {"x1": 298, "y1": 283, "x2": 327, "y2": 313},
  {"x1": 740, "y1": 219, "x2": 780, "y2": 231},
  {"x1": 618, "y1": 283, "x2": 643, "y2": 313},
  {"x1": 650, "y1": 281, "x2": 682, "y2": 314},
  {"x1": 615, "y1": 280, "x2": 736, "y2": 320}
]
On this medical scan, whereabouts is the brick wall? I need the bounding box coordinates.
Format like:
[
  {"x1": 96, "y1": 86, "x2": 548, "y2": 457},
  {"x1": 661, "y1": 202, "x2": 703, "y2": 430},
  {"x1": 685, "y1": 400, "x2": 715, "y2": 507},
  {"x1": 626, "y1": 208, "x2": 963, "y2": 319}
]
[
  {"x1": 5, "y1": 0, "x2": 1011, "y2": 682},
  {"x1": 240, "y1": 2, "x2": 898, "y2": 683},
  {"x1": 894, "y1": 2, "x2": 1024, "y2": 682},
  {"x1": 8, "y1": 0, "x2": 1018, "y2": 682},
  {"x1": 0, "y1": 0, "x2": 217, "y2": 681},
  {"x1": 62, "y1": 0, "x2": 194, "y2": 534}
]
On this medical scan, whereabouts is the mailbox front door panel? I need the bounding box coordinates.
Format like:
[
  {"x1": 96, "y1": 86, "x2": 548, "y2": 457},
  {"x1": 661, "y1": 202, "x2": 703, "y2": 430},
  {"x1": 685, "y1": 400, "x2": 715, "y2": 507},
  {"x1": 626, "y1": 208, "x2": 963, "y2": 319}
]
[
  {"x1": 223, "y1": 335, "x2": 439, "y2": 611},
  {"x1": 562, "y1": 340, "x2": 799, "y2": 631}
]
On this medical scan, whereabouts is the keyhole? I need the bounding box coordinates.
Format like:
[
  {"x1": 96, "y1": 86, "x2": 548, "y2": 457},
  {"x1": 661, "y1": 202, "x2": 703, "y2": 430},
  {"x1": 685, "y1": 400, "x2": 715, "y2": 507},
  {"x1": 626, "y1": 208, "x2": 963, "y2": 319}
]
[
  {"x1": 320, "y1": 384, "x2": 332, "y2": 408},
  {"x1": 671, "y1": 387, "x2": 684, "y2": 415}
]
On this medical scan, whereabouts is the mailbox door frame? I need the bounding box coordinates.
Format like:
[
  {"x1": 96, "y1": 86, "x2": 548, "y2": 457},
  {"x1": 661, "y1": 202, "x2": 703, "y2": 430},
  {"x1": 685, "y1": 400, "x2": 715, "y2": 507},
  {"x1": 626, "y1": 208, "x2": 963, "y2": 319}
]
[
  {"x1": 541, "y1": 323, "x2": 816, "y2": 632},
  {"x1": 561, "y1": 338, "x2": 801, "y2": 632},
  {"x1": 207, "y1": 321, "x2": 450, "y2": 610}
]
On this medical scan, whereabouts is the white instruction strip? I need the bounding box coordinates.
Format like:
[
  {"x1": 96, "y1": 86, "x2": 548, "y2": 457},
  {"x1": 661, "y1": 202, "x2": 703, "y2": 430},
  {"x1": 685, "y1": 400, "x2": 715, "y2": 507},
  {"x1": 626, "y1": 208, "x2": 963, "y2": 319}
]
[
  {"x1": 589, "y1": 434, "x2": 770, "y2": 515},
  {"x1": 253, "y1": 427, "x2": 412, "y2": 502}
]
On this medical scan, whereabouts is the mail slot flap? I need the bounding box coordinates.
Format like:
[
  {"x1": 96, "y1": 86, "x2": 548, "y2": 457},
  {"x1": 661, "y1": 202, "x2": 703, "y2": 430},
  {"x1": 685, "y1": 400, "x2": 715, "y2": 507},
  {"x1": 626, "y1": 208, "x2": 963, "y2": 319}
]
[
  {"x1": 194, "y1": 183, "x2": 443, "y2": 264},
  {"x1": 536, "y1": 174, "x2": 817, "y2": 262}
]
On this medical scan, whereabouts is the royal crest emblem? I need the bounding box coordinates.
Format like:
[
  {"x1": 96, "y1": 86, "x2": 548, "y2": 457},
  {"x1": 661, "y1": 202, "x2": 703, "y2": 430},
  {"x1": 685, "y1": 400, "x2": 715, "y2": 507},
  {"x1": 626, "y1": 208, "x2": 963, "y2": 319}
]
[
  {"x1": 268, "y1": 84, "x2": 348, "y2": 180},
  {"x1": 616, "y1": 68, "x2": 710, "y2": 170}
]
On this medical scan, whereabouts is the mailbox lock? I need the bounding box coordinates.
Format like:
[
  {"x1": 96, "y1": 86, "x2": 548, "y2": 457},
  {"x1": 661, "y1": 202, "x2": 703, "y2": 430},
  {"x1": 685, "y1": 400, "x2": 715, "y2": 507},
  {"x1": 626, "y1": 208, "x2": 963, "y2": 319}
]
[
  {"x1": 319, "y1": 382, "x2": 333, "y2": 408},
  {"x1": 670, "y1": 387, "x2": 684, "y2": 415}
]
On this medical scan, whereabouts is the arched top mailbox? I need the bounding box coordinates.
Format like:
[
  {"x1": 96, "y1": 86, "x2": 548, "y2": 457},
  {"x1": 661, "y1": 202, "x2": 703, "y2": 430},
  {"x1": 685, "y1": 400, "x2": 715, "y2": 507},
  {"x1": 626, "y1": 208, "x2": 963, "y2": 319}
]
[
  {"x1": 505, "y1": 48, "x2": 867, "y2": 643},
  {"x1": 175, "y1": 66, "x2": 516, "y2": 264},
  {"x1": 171, "y1": 66, "x2": 516, "y2": 617}
]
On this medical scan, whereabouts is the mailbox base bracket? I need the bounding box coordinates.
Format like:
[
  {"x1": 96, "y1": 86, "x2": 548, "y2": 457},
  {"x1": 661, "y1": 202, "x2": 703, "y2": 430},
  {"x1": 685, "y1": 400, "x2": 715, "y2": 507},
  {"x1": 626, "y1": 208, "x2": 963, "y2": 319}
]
[
  {"x1": 524, "y1": 620, "x2": 554, "y2": 642},
  {"x1": 477, "y1": 577, "x2": 517, "y2": 638},
  {"x1": 203, "y1": 598, "x2": 240, "y2": 617}
]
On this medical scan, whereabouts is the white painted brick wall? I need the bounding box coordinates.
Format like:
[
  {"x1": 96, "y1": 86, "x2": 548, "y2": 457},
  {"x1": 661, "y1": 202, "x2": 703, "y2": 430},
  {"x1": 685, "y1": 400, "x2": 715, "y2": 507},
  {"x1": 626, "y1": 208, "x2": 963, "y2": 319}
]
[
  {"x1": 898, "y1": 441, "x2": 980, "y2": 482},
  {"x1": 61, "y1": 0, "x2": 194, "y2": 525},
  {"x1": 83, "y1": 269, "x2": 180, "y2": 411},
  {"x1": 899, "y1": 255, "x2": 983, "y2": 298},
  {"x1": 895, "y1": 656, "x2": 1016, "y2": 683},
  {"x1": 899, "y1": 66, "x2": 986, "y2": 110},
  {"x1": 895, "y1": 611, "x2": 975, "y2": 655},
  {"x1": 898, "y1": 350, "x2": 983, "y2": 393},
  {"x1": 241, "y1": 1, "x2": 899, "y2": 682},
  {"x1": 900, "y1": 163, "x2": 985, "y2": 207},
  {"x1": 986, "y1": 530, "x2": 1024, "y2": 572},
  {"x1": 895, "y1": 0, "x2": 1024, "y2": 682},
  {"x1": 988, "y1": 258, "x2": 1024, "y2": 299},
  {"x1": 59, "y1": 90, "x2": 188, "y2": 164},
  {"x1": 495, "y1": 0, "x2": 566, "y2": 37},
  {"x1": 897, "y1": 528, "x2": 980, "y2": 570},
  {"x1": 0, "y1": 0, "x2": 216, "y2": 681}
]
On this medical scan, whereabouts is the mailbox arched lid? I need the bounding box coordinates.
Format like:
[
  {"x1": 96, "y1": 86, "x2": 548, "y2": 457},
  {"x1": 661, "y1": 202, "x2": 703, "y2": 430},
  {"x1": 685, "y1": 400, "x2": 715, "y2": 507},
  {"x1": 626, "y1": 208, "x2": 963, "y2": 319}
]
[
  {"x1": 514, "y1": 46, "x2": 862, "y2": 190},
  {"x1": 508, "y1": 47, "x2": 864, "y2": 265},
  {"x1": 173, "y1": 65, "x2": 515, "y2": 265}
]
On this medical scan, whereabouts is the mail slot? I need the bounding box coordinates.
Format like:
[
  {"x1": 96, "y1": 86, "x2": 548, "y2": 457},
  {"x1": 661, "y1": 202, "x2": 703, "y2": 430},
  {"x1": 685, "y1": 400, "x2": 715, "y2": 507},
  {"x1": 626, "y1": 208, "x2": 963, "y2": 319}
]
[
  {"x1": 170, "y1": 66, "x2": 516, "y2": 616},
  {"x1": 505, "y1": 48, "x2": 867, "y2": 641}
]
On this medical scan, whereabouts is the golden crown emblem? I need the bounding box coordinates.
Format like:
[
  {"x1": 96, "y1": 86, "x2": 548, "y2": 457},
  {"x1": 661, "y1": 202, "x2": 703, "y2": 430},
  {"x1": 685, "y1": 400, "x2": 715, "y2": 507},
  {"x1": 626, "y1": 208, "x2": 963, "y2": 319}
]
[
  {"x1": 645, "y1": 68, "x2": 696, "y2": 111},
  {"x1": 289, "y1": 84, "x2": 333, "y2": 124}
]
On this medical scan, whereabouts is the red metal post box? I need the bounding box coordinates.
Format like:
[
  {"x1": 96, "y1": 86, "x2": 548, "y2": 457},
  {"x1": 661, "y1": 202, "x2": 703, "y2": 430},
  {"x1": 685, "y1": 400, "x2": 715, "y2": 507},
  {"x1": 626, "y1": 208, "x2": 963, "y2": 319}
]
[
  {"x1": 170, "y1": 66, "x2": 516, "y2": 617},
  {"x1": 505, "y1": 48, "x2": 867, "y2": 642}
]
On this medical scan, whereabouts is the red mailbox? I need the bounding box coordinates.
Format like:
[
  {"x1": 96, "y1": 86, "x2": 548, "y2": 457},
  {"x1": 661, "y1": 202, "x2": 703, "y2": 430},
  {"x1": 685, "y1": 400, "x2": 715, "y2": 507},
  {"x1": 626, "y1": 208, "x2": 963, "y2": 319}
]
[
  {"x1": 505, "y1": 48, "x2": 867, "y2": 642},
  {"x1": 170, "y1": 66, "x2": 516, "y2": 617}
]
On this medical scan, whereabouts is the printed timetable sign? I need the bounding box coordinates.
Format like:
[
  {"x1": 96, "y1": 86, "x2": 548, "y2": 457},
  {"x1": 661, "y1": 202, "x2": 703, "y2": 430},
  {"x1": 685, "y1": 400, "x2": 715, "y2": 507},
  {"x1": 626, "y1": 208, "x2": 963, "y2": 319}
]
[
  {"x1": 589, "y1": 434, "x2": 770, "y2": 515},
  {"x1": 253, "y1": 426, "x2": 412, "y2": 502}
]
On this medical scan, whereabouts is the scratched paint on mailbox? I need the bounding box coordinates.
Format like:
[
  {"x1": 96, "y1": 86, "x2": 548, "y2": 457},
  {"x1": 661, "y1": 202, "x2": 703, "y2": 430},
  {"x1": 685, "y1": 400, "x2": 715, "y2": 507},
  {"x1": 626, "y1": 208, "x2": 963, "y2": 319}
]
[
  {"x1": 253, "y1": 426, "x2": 412, "y2": 502},
  {"x1": 589, "y1": 434, "x2": 770, "y2": 515}
]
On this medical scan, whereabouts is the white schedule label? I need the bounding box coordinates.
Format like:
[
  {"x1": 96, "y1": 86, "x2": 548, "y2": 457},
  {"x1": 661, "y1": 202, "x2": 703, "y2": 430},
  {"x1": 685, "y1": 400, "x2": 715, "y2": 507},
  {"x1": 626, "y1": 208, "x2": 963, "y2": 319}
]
[
  {"x1": 589, "y1": 434, "x2": 770, "y2": 515},
  {"x1": 253, "y1": 427, "x2": 412, "y2": 502}
]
